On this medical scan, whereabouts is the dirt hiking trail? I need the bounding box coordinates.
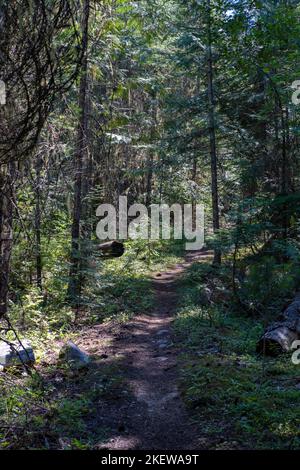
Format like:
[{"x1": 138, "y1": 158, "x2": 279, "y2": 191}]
[{"x1": 69, "y1": 249, "x2": 212, "y2": 450}]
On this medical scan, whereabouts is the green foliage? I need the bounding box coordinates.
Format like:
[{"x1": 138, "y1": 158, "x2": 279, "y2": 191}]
[
  {"x1": 2, "y1": 0, "x2": 300, "y2": 451},
  {"x1": 87, "y1": 238, "x2": 184, "y2": 323},
  {"x1": 173, "y1": 262, "x2": 300, "y2": 449},
  {"x1": 54, "y1": 397, "x2": 92, "y2": 434},
  {"x1": 239, "y1": 257, "x2": 296, "y2": 316}
]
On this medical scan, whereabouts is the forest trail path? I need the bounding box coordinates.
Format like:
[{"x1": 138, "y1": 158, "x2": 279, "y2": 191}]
[{"x1": 76, "y1": 249, "x2": 212, "y2": 450}]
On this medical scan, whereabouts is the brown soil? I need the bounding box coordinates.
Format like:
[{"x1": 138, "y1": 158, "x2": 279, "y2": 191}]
[{"x1": 57, "y1": 250, "x2": 212, "y2": 450}]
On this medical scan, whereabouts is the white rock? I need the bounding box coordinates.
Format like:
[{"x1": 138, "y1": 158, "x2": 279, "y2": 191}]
[
  {"x1": 0, "y1": 339, "x2": 35, "y2": 367},
  {"x1": 59, "y1": 341, "x2": 91, "y2": 369}
]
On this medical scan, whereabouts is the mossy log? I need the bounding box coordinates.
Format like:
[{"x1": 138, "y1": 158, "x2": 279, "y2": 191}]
[{"x1": 97, "y1": 240, "x2": 125, "y2": 258}]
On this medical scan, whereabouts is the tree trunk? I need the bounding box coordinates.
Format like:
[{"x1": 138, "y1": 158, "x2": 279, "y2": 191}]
[
  {"x1": 35, "y1": 153, "x2": 42, "y2": 290},
  {"x1": 257, "y1": 294, "x2": 300, "y2": 356},
  {"x1": 207, "y1": 0, "x2": 221, "y2": 265},
  {"x1": 0, "y1": 163, "x2": 14, "y2": 318},
  {"x1": 145, "y1": 152, "x2": 154, "y2": 208},
  {"x1": 191, "y1": 153, "x2": 197, "y2": 230},
  {"x1": 68, "y1": 0, "x2": 90, "y2": 305},
  {"x1": 145, "y1": 95, "x2": 157, "y2": 208}
]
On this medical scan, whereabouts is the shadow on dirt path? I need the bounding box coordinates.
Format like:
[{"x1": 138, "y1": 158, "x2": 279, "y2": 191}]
[{"x1": 59, "y1": 249, "x2": 213, "y2": 450}]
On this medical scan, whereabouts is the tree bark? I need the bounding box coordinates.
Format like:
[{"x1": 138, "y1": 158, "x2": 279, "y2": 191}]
[
  {"x1": 145, "y1": 94, "x2": 157, "y2": 208},
  {"x1": 145, "y1": 152, "x2": 154, "y2": 208},
  {"x1": 68, "y1": 0, "x2": 90, "y2": 305},
  {"x1": 257, "y1": 294, "x2": 300, "y2": 356},
  {"x1": 35, "y1": 153, "x2": 42, "y2": 290},
  {"x1": 0, "y1": 163, "x2": 14, "y2": 318},
  {"x1": 207, "y1": 0, "x2": 221, "y2": 265}
]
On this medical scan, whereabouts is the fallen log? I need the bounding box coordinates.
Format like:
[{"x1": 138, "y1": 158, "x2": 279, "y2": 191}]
[
  {"x1": 97, "y1": 240, "x2": 125, "y2": 258},
  {"x1": 257, "y1": 294, "x2": 300, "y2": 356}
]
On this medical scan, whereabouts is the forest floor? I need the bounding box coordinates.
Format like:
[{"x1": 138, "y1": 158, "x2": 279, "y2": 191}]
[
  {"x1": 51, "y1": 249, "x2": 210, "y2": 450},
  {"x1": 1, "y1": 246, "x2": 299, "y2": 450}
]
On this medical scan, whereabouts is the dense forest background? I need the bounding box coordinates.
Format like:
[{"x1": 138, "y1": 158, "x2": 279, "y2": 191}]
[{"x1": 0, "y1": 0, "x2": 299, "y2": 450}]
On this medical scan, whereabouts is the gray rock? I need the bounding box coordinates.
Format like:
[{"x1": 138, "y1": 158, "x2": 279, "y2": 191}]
[
  {"x1": 0, "y1": 339, "x2": 35, "y2": 367},
  {"x1": 59, "y1": 341, "x2": 91, "y2": 369}
]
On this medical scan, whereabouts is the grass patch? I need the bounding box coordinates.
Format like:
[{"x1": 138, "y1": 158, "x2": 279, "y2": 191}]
[
  {"x1": 86, "y1": 238, "x2": 185, "y2": 324},
  {"x1": 173, "y1": 261, "x2": 300, "y2": 450},
  {"x1": 0, "y1": 359, "x2": 126, "y2": 449}
]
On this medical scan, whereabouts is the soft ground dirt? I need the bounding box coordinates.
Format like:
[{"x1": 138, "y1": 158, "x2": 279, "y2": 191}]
[{"x1": 58, "y1": 250, "x2": 212, "y2": 450}]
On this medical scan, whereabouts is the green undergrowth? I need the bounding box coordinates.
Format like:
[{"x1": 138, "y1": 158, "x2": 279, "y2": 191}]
[
  {"x1": 87, "y1": 238, "x2": 185, "y2": 325},
  {"x1": 5, "y1": 238, "x2": 185, "y2": 360},
  {"x1": 0, "y1": 238, "x2": 185, "y2": 449},
  {"x1": 0, "y1": 357, "x2": 126, "y2": 449},
  {"x1": 173, "y1": 260, "x2": 300, "y2": 450}
]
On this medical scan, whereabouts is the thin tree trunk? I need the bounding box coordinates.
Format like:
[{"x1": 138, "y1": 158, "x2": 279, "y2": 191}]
[
  {"x1": 82, "y1": 82, "x2": 93, "y2": 239},
  {"x1": 146, "y1": 153, "x2": 154, "y2": 208},
  {"x1": 146, "y1": 95, "x2": 157, "y2": 208},
  {"x1": 207, "y1": 0, "x2": 221, "y2": 265},
  {"x1": 35, "y1": 153, "x2": 42, "y2": 290},
  {"x1": 191, "y1": 153, "x2": 197, "y2": 230},
  {"x1": 68, "y1": 0, "x2": 90, "y2": 305},
  {"x1": 0, "y1": 162, "x2": 14, "y2": 318}
]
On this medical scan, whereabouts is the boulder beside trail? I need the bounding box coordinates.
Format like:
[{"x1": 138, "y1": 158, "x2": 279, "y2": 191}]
[
  {"x1": 0, "y1": 339, "x2": 35, "y2": 368},
  {"x1": 59, "y1": 341, "x2": 91, "y2": 369}
]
